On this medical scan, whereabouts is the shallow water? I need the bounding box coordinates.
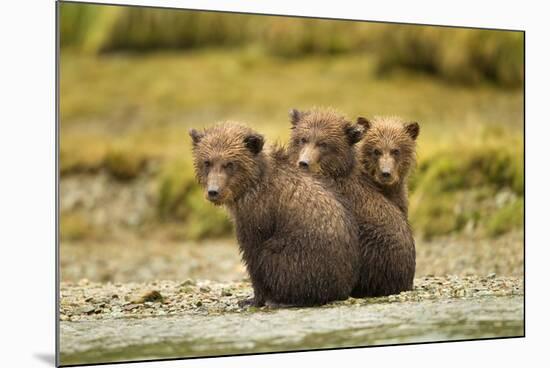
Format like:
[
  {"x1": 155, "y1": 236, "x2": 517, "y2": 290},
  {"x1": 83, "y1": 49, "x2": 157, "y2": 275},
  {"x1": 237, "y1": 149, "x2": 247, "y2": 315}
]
[{"x1": 60, "y1": 295, "x2": 523, "y2": 365}]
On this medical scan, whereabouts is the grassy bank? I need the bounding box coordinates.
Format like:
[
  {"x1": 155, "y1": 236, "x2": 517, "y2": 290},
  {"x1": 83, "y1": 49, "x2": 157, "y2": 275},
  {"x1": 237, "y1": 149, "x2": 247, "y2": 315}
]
[
  {"x1": 60, "y1": 50, "x2": 523, "y2": 241},
  {"x1": 60, "y1": 2, "x2": 523, "y2": 87}
]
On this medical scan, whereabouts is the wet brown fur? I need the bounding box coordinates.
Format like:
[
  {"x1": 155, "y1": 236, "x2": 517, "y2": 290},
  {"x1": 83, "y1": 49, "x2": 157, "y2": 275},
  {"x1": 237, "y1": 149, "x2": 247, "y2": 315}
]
[
  {"x1": 357, "y1": 116, "x2": 419, "y2": 215},
  {"x1": 190, "y1": 122, "x2": 361, "y2": 306},
  {"x1": 288, "y1": 108, "x2": 416, "y2": 297}
]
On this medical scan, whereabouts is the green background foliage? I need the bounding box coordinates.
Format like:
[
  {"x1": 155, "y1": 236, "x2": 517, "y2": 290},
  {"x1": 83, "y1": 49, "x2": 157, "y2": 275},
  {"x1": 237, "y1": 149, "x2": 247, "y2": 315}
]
[
  {"x1": 60, "y1": 3, "x2": 523, "y2": 87},
  {"x1": 59, "y1": 3, "x2": 524, "y2": 242}
]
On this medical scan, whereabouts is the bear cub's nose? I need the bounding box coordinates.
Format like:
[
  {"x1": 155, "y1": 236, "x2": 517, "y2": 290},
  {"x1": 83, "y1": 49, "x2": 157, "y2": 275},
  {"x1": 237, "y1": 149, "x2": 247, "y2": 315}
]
[
  {"x1": 208, "y1": 189, "x2": 219, "y2": 198},
  {"x1": 298, "y1": 160, "x2": 309, "y2": 169}
]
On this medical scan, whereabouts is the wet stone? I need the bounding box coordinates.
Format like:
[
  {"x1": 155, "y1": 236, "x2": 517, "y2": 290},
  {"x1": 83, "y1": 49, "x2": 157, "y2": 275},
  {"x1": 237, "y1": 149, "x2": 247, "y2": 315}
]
[
  {"x1": 77, "y1": 306, "x2": 96, "y2": 315},
  {"x1": 221, "y1": 289, "x2": 232, "y2": 297}
]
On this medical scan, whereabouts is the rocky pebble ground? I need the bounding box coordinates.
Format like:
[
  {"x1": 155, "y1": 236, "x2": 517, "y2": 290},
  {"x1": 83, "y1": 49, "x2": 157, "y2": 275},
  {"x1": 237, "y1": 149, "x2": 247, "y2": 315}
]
[{"x1": 60, "y1": 275, "x2": 523, "y2": 322}]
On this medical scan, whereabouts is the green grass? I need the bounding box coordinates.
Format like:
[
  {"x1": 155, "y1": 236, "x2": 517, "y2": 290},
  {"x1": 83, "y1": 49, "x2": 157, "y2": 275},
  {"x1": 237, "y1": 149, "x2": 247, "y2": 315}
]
[
  {"x1": 486, "y1": 198, "x2": 524, "y2": 237},
  {"x1": 60, "y1": 2, "x2": 523, "y2": 87},
  {"x1": 60, "y1": 50, "x2": 524, "y2": 241},
  {"x1": 60, "y1": 212, "x2": 98, "y2": 241},
  {"x1": 409, "y1": 132, "x2": 523, "y2": 238},
  {"x1": 376, "y1": 26, "x2": 523, "y2": 87}
]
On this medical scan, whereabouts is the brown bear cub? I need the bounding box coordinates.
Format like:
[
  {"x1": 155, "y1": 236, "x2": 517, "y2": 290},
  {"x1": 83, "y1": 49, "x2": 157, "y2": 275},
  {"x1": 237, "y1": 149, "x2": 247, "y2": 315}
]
[
  {"x1": 288, "y1": 108, "x2": 415, "y2": 297},
  {"x1": 357, "y1": 116, "x2": 420, "y2": 215},
  {"x1": 189, "y1": 122, "x2": 361, "y2": 307}
]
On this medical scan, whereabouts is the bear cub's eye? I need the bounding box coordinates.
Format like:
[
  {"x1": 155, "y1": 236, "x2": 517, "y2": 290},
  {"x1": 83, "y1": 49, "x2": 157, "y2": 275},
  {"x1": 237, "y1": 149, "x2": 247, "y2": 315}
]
[
  {"x1": 204, "y1": 160, "x2": 211, "y2": 168},
  {"x1": 223, "y1": 162, "x2": 234, "y2": 170},
  {"x1": 300, "y1": 137, "x2": 308, "y2": 145},
  {"x1": 317, "y1": 142, "x2": 328, "y2": 149},
  {"x1": 391, "y1": 149, "x2": 400, "y2": 156},
  {"x1": 373, "y1": 149, "x2": 382, "y2": 156}
]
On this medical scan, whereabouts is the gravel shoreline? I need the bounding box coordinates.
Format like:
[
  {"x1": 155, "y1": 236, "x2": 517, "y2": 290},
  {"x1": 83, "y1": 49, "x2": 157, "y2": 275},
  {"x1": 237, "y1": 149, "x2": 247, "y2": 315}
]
[
  {"x1": 60, "y1": 231, "x2": 524, "y2": 283},
  {"x1": 60, "y1": 275, "x2": 523, "y2": 322}
]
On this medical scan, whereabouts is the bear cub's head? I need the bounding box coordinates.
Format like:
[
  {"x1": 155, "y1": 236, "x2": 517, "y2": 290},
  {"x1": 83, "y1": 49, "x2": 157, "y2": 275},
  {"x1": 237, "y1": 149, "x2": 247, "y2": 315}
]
[
  {"x1": 356, "y1": 116, "x2": 419, "y2": 188},
  {"x1": 288, "y1": 108, "x2": 363, "y2": 178},
  {"x1": 189, "y1": 123, "x2": 265, "y2": 206}
]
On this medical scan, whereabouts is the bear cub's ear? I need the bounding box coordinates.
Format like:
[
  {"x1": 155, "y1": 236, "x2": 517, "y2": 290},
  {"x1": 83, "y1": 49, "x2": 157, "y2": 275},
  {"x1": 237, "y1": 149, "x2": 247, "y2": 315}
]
[
  {"x1": 189, "y1": 129, "x2": 204, "y2": 145},
  {"x1": 289, "y1": 108, "x2": 305, "y2": 126},
  {"x1": 355, "y1": 117, "x2": 372, "y2": 131},
  {"x1": 404, "y1": 122, "x2": 420, "y2": 140},
  {"x1": 345, "y1": 123, "x2": 364, "y2": 145},
  {"x1": 244, "y1": 134, "x2": 264, "y2": 155}
]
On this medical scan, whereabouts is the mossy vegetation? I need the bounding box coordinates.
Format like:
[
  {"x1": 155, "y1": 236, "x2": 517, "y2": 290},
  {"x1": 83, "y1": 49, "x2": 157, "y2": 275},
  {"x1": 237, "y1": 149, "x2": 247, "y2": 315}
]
[
  {"x1": 60, "y1": 212, "x2": 97, "y2": 241},
  {"x1": 376, "y1": 27, "x2": 523, "y2": 87},
  {"x1": 409, "y1": 130, "x2": 523, "y2": 239},
  {"x1": 104, "y1": 149, "x2": 146, "y2": 181},
  {"x1": 485, "y1": 198, "x2": 524, "y2": 237},
  {"x1": 60, "y1": 2, "x2": 523, "y2": 87}
]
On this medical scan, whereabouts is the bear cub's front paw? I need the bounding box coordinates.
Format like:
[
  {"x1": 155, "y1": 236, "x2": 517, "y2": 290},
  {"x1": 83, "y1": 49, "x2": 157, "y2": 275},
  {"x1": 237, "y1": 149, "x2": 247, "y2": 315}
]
[{"x1": 238, "y1": 297, "x2": 265, "y2": 308}]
